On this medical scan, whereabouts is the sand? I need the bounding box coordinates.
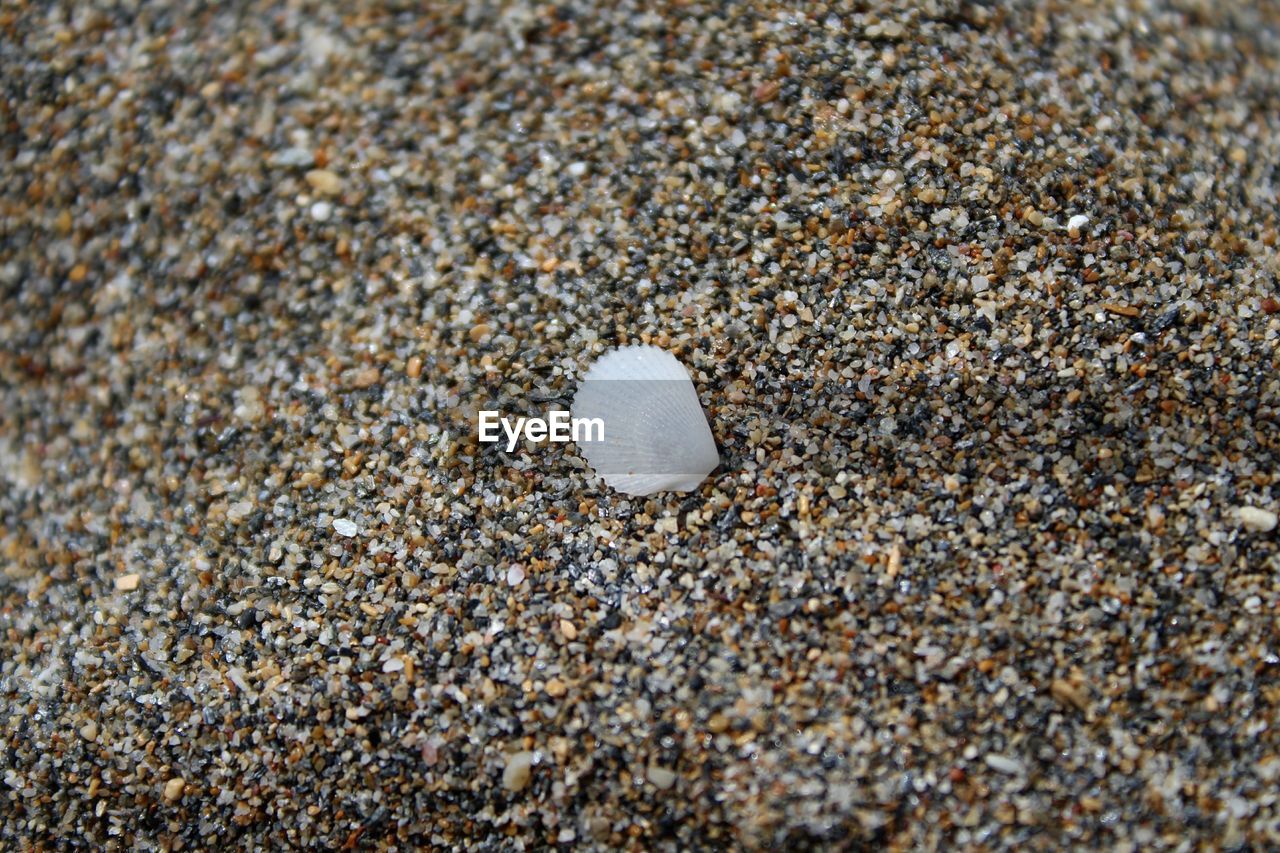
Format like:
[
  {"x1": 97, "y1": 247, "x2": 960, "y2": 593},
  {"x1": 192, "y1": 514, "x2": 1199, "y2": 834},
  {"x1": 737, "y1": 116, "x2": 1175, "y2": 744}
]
[{"x1": 2, "y1": 1, "x2": 1279, "y2": 847}]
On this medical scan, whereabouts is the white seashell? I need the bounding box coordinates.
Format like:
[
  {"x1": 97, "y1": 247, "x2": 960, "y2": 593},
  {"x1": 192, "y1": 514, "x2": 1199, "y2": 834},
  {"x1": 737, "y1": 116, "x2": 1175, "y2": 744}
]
[{"x1": 571, "y1": 345, "x2": 719, "y2": 496}]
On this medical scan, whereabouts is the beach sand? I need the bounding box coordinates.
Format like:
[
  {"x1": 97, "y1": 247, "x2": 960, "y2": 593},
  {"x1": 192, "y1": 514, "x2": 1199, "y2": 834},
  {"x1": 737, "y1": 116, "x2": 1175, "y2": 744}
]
[{"x1": 2, "y1": 1, "x2": 1279, "y2": 847}]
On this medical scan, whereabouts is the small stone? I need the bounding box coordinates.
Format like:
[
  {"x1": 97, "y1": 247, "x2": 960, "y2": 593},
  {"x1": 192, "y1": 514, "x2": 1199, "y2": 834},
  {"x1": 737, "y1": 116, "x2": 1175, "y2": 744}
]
[
  {"x1": 226, "y1": 500, "x2": 254, "y2": 523},
  {"x1": 754, "y1": 80, "x2": 780, "y2": 102},
  {"x1": 305, "y1": 169, "x2": 343, "y2": 195},
  {"x1": 646, "y1": 765, "x2": 677, "y2": 790},
  {"x1": 79, "y1": 720, "x2": 97, "y2": 741},
  {"x1": 310, "y1": 201, "x2": 333, "y2": 222},
  {"x1": 1102, "y1": 303, "x2": 1140, "y2": 318},
  {"x1": 984, "y1": 754, "x2": 1023, "y2": 775},
  {"x1": 163, "y1": 777, "x2": 185, "y2": 802},
  {"x1": 1050, "y1": 679, "x2": 1090, "y2": 712},
  {"x1": 115, "y1": 574, "x2": 140, "y2": 592},
  {"x1": 332, "y1": 518, "x2": 358, "y2": 537},
  {"x1": 545, "y1": 678, "x2": 566, "y2": 698},
  {"x1": 507, "y1": 565, "x2": 525, "y2": 586},
  {"x1": 559, "y1": 619, "x2": 578, "y2": 640},
  {"x1": 878, "y1": 20, "x2": 904, "y2": 38},
  {"x1": 502, "y1": 751, "x2": 534, "y2": 792},
  {"x1": 1067, "y1": 214, "x2": 1090, "y2": 238},
  {"x1": 406, "y1": 355, "x2": 423, "y2": 378},
  {"x1": 469, "y1": 323, "x2": 492, "y2": 342},
  {"x1": 1238, "y1": 506, "x2": 1277, "y2": 532},
  {"x1": 886, "y1": 544, "x2": 902, "y2": 578},
  {"x1": 350, "y1": 366, "x2": 380, "y2": 388},
  {"x1": 274, "y1": 147, "x2": 315, "y2": 168}
]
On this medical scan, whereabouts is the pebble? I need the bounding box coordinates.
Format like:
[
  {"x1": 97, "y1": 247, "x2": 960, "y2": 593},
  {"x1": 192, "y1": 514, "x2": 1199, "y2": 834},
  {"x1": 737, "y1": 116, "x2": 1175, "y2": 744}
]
[
  {"x1": 332, "y1": 518, "x2": 358, "y2": 537},
  {"x1": 115, "y1": 574, "x2": 140, "y2": 592},
  {"x1": 647, "y1": 765, "x2": 678, "y2": 790},
  {"x1": 984, "y1": 754, "x2": 1024, "y2": 775},
  {"x1": 1238, "y1": 506, "x2": 1277, "y2": 532},
  {"x1": 304, "y1": 169, "x2": 343, "y2": 196},
  {"x1": 226, "y1": 500, "x2": 254, "y2": 523},
  {"x1": 381, "y1": 656, "x2": 405, "y2": 674},
  {"x1": 502, "y1": 752, "x2": 534, "y2": 792},
  {"x1": 273, "y1": 147, "x2": 315, "y2": 168},
  {"x1": 1067, "y1": 214, "x2": 1090, "y2": 238},
  {"x1": 163, "y1": 777, "x2": 185, "y2": 802},
  {"x1": 310, "y1": 201, "x2": 333, "y2": 222}
]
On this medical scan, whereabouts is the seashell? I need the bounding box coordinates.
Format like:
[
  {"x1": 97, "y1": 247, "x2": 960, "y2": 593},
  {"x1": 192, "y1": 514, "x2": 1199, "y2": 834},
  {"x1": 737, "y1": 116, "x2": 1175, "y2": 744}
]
[{"x1": 571, "y1": 345, "x2": 719, "y2": 496}]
